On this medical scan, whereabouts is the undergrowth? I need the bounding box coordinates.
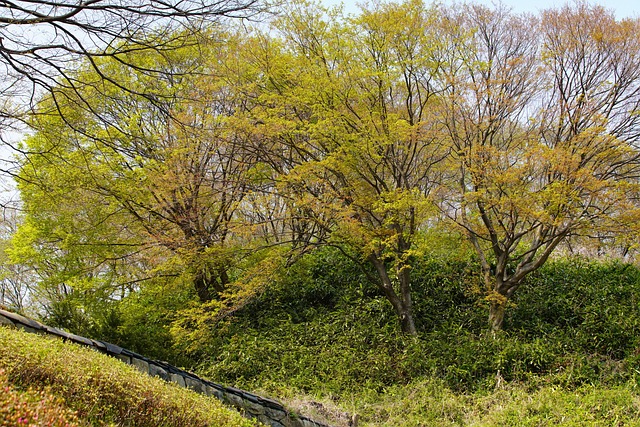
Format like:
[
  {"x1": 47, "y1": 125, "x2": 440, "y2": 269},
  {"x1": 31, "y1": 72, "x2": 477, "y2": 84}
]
[
  {"x1": 169, "y1": 249, "x2": 640, "y2": 425},
  {"x1": 0, "y1": 368, "x2": 87, "y2": 427},
  {"x1": 187, "y1": 252, "x2": 640, "y2": 394},
  {"x1": 352, "y1": 378, "x2": 640, "y2": 426}
]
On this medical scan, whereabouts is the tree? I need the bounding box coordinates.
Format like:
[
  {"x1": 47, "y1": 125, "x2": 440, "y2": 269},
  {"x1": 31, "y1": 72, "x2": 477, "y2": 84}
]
[
  {"x1": 11, "y1": 30, "x2": 264, "y2": 323},
  {"x1": 0, "y1": 205, "x2": 34, "y2": 313},
  {"x1": 0, "y1": 0, "x2": 262, "y2": 191},
  {"x1": 438, "y1": 3, "x2": 640, "y2": 331},
  {"x1": 251, "y1": 0, "x2": 447, "y2": 334}
]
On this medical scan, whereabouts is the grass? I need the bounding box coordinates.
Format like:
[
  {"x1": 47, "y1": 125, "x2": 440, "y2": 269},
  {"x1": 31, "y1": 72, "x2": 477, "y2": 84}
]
[
  {"x1": 0, "y1": 325, "x2": 259, "y2": 427},
  {"x1": 264, "y1": 378, "x2": 640, "y2": 426}
]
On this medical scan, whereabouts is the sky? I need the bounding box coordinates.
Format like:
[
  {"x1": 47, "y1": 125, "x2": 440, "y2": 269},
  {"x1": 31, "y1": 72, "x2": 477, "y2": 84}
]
[
  {"x1": 469, "y1": 0, "x2": 637, "y2": 19},
  {"x1": 323, "y1": 0, "x2": 639, "y2": 19}
]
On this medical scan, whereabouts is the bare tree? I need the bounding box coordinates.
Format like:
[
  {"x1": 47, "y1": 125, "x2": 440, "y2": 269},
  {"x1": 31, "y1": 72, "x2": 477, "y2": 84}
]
[
  {"x1": 0, "y1": 203, "x2": 34, "y2": 312},
  {"x1": 0, "y1": 0, "x2": 262, "y2": 149}
]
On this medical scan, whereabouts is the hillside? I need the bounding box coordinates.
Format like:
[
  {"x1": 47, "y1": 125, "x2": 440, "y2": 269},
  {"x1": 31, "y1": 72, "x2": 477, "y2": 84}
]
[
  {"x1": 0, "y1": 325, "x2": 259, "y2": 427},
  {"x1": 182, "y1": 253, "x2": 640, "y2": 426}
]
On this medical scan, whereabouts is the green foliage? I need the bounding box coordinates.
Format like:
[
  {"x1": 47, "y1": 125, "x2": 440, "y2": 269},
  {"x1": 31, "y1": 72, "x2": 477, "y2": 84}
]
[
  {"x1": 181, "y1": 247, "x2": 477, "y2": 392},
  {"x1": 509, "y1": 259, "x2": 640, "y2": 359},
  {"x1": 31, "y1": 274, "x2": 194, "y2": 365},
  {"x1": 174, "y1": 250, "x2": 640, "y2": 399},
  {"x1": 351, "y1": 379, "x2": 640, "y2": 426},
  {"x1": 0, "y1": 326, "x2": 258, "y2": 427}
]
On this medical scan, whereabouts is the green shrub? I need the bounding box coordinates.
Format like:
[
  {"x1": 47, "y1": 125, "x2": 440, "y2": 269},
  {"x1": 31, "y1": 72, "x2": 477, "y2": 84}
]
[
  {"x1": 180, "y1": 249, "x2": 640, "y2": 397},
  {"x1": 0, "y1": 369, "x2": 87, "y2": 427},
  {"x1": 510, "y1": 259, "x2": 640, "y2": 358},
  {"x1": 0, "y1": 326, "x2": 258, "y2": 427}
]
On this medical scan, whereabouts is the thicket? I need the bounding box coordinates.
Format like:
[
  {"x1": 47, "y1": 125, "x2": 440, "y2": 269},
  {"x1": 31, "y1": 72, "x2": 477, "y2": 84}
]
[{"x1": 170, "y1": 248, "x2": 640, "y2": 398}]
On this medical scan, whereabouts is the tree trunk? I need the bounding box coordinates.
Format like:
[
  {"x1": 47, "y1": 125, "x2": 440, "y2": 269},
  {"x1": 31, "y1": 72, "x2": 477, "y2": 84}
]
[
  {"x1": 193, "y1": 270, "x2": 212, "y2": 303},
  {"x1": 400, "y1": 308, "x2": 417, "y2": 335},
  {"x1": 489, "y1": 300, "x2": 506, "y2": 333},
  {"x1": 192, "y1": 261, "x2": 230, "y2": 302},
  {"x1": 368, "y1": 254, "x2": 417, "y2": 335},
  {"x1": 398, "y1": 258, "x2": 417, "y2": 335},
  {"x1": 382, "y1": 283, "x2": 417, "y2": 335}
]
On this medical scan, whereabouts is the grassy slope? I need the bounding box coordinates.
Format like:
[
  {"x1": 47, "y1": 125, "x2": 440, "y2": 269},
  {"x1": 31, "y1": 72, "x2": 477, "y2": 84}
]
[
  {"x1": 256, "y1": 375, "x2": 640, "y2": 426},
  {"x1": 0, "y1": 326, "x2": 259, "y2": 427},
  {"x1": 352, "y1": 379, "x2": 640, "y2": 426}
]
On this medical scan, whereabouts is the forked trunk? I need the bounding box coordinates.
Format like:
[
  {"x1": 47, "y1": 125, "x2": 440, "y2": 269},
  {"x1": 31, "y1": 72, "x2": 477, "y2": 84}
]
[
  {"x1": 368, "y1": 254, "x2": 418, "y2": 335},
  {"x1": 383, "y1": 285, "x2": 418, "y2": 335},
  {"x1": 193, "y1": 265, "x2": 229, "y2": 303}
]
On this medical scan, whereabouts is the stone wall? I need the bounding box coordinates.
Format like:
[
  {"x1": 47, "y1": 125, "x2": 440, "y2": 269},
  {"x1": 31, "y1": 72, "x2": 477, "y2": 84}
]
[{"x1": 0, "y1": 308, "x2": 336, "y2": 427}]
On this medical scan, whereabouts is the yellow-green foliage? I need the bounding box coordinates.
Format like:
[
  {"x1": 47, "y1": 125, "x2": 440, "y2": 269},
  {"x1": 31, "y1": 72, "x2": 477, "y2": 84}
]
[
  {"x1": 0, "y1": 369, "x2": 87, "y2": 427},
  {"x1": 0, "y1": 326, "x2": 259, "y2": 427}
]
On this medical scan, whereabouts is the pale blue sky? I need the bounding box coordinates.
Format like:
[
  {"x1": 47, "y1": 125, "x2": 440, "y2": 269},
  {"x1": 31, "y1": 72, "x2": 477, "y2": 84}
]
[
  {"x1": 323, "y1": 0, "x2": 638, "y2": 19},
  {"x1": 467, "y1": 0, "x2": 637, "y2": 19}
]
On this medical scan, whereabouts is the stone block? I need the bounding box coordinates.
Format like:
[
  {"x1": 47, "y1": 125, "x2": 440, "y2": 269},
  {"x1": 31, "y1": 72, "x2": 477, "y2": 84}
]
[
  {"x1": 131, "y1": 357, "x2": 150, "y2": 374},
  {"x1": 0, "y1": 315, "x2": 14, "y2": 326},
  {"x1": 101, "y1": 341, "x2": 124, "y2": 355},
  {"x1": 265, "y1": 406, "x2": 287, "y2": 421},
  {"x1": 115, "y1": 354, "x2": 131, "y2": 365},
  {"x1": 225, "y1": 392, "x2": 245, "y2": 409},
  {"x1": 148, "y1": 363, "x2": 169, "y2": 381},
  {"x1": 206, "y1": 384, "x2": 224, "y2": 400},
  {"x1": 244, "y1": 399, "x2": 266, "y2": 416},
  {"x1": 170, "y1": 373, "x2": 186, "y2": 387},
  {"x1": 184, "y1": 376, "x2": 205, "y2": 394}
]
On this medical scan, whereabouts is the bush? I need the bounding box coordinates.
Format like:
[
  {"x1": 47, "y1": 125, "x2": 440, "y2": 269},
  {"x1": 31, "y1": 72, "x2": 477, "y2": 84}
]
[
  {"x1": 0, "y1": 326, "x2": 258, "y2": 427},
  {"x1": 0, "y1": 369, "x2": 86, "y2": 427},
  {"x1": 181, "y1": 249, "x2": 640, "y2": 397},
  {"x1": 510, "y1": 259, "x2": 640, "y2": 358}
]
